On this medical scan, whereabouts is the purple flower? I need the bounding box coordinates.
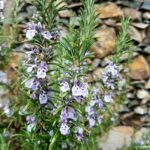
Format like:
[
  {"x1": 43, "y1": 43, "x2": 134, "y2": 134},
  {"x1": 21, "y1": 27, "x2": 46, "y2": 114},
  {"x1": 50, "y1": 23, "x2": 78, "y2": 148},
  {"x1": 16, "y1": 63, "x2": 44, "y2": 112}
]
[
  {"x1": 27, "y1": 65, "x2": 36, "y2": 73},
  {"x1": 41, "y1": 31, "x2": 52, "y2": 40},
  {"x1": 60, "y1": 107, "x2": 76, "y2": 123},
  {"x1": 39, "y1": 90, "x2": 48, "y2": 104},
  {"x1": 75, "y1": 127, "x2": 83, "y2": 141},
  {"x1": 85, "y1": 106, "x2": 95, "y2": 116},
  {"x1": 72, "y1": 79, "x2": 88, "y2": 98},
  {"x1": 88, "y1": 117, "x2": 96, "y2": 128},
  {"x1": 103, "y1": 93, "x2": 113, "y2": 103},
  {"x1": 102, "y1": 61, "x2": 121, "y2": 90},
  {"x1": 60, "y1": 80, "x2": 70, "y2": 92},
  {"x1": 25, "y1": 78, "x2": 39, "y2": 91},
  {"x1": 26, "y1": 115, "x2": 35, "y2": 124},
  {"x1": 60, "y1": 123, "x2": 70, "y2": 135},
  {"x1": 36, "y1": 22, "x2": 43, "y2": 32},
  {"x1": 72, "y1": 96, "x2": 83, "y2": 103},
  {"x1": 26, "y1": 22, "x2": 37, "y2": 40},
  {"x1": 36, "y1": 61, "x2": 48, "y2": 79}
]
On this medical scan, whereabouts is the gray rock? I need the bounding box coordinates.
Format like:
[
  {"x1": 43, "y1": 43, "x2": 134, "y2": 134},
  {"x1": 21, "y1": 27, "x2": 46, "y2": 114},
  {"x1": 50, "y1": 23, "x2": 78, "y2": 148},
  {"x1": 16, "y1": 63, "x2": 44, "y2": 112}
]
[
  {"x1": 119, "y1": 105, "x2": 130, "y2": 113},
  {"x1": 18, "y1": 12, "x2": 28, "y2": 22},
  {"x1": 92, "y1": 58, "x2": 101, "y2": 70},
  {"x1": 26, "y1": 5, "x2": 37, "y2": 16},
  {"x1": 134, "y1": 106, "x2": 147, "y2": 115},
  {"x1": 129, "y1": 100, "x2": 139, "y2": 108},
  {"x1": 140, "y1": 0, "x2": 150, "y2": 11},
  {"x1": 126, "y1": 93, "x2": 135, "y2": 99},
  {"x1": 92, "y1": 68, "x2": 104, "y2": 81},
  {"x1": 123, "y1": 7, "x2": 142, "y2": 21},
  {"x1": 144, "y1": 46, "x2": 150, "y2": 54},
  {"x1": 98, "y1": 126, "x2": 134, "y2": 150},
  {"x1": 101, "y1": 57, "x2": 111, "y2": 67},
  {"x1": 145, "y1": 78, "x2": 150, "y2": 89},
  {"x1": 143, "y1": 12, "x2": 150, "y2": 19},
  {"x1": 137, "y1": 89, "x2": 149, "y2": 99}
]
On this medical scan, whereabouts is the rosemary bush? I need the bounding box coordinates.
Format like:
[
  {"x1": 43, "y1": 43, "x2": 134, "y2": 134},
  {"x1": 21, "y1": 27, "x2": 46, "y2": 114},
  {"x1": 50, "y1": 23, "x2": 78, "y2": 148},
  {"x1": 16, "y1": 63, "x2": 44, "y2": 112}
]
[{"x1": 0, "y1": 0, "x2": 133, "y2": 149}]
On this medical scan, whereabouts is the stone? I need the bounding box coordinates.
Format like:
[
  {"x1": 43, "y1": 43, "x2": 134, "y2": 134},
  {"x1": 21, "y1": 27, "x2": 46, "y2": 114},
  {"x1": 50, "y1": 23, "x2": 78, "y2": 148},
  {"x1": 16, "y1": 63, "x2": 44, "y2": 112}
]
[
  {"x1": 101, "y1": 57, "x2": 111, "y2": 67},
  {"x1": 26, "y1": 6, "x2": 37, "y2": 16},
  {"x1": 143, "y1": 12, "x2": 150, "y2": 19},
  {"x1": 144, "y1": 46, "x2": 150, "y2": 54},
  {"x1": 117, "y1": 0, "x2": 141, "y2": 9},
  {"x1": 96, "y1": 2, "x2": 123, "y2": 19},
  {"x1": 119, "y1": 52, "x2": 138, "y2": 62},
  {"x1": 86, "y1": 74, "x2": 94, "y2": 83},
  {"x1": 129, "y1": 55, "x2": 150, "y2": 80},
  {"x1": 98, "y1": 126, "x2": 134, "y2": 150},
  {"x1": 137, "y1": 89, "x2": 149, "y2": 99},
  {"x1": 6, "y1": 53, "x2": 22, "y2": 80},
  {"x1": 145, "y1": 79, "x2": 150, "y2": 89},
  {"x1": 91, "y1": 27, "x2": 116, "y2": 58},
  {"x1": 59, "y1": 9, "x2": 76, "y2": 18},
  {"x1": 123, "y1": 7, "x2": 141, "y2": 21},
  {"x1": 92, "y1": 68, "x2": 104, "y2": 81},
  {"x1": 126, "y1": 93, "x2": 135, "y2": 99},
  {"x1": 129, "y1": 100, "x2": 139, "y2": 108},
  {"x1": 132, "y1": 22, "x2": 149, "y2": 29},
  {"x1": 140, "y1": 0, "x2": 150, "y2": 11},
  {"x1": 18, "y1": 13, "x2": 28, "y2": 22},
  {"x1": 134, "y1": 106, "x2": 147, "y2": 115},
  {"x1": 91, "y1": 59, "x2": 101, "y2": 70},
  {"x1": 128, "y1": 26, "x2": 143, "y2": 43},
  {"x1": 119, "y1": 105, "x2": 130, "y2": 113},
  {"x1": 103, "y1": 19, "x2": 116, "y2": 26}
]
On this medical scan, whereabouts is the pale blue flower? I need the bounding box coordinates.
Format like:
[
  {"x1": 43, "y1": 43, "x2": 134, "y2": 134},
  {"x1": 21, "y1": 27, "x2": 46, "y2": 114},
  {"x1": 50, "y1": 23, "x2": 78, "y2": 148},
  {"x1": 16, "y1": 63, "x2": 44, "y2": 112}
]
[
  {"x1": 41, "y1": 31, "x2": 52, "y2": 40},
  {"x1": 75, "y1": 127, "x2": 83, "y2": 141},
  {"x1": 103, "y1": 93, "x2": 113, "y2": 103},
  {"x1": 36, "y1": 61, "x2": 48, "y2": 79},
  {"x1": 26, "y1": 22, "x2": 37, "y2": 40},
  {"x1": 72, "y1": 79, "x2": 88, "y2": 98},
  {"x1": 39, "y1": 90, "x2": 48, "y2": 104},
  {"x1": 60, "y1": 106, "x2": 76, "y2": 123},
  {"x1": 60, "y1": 123, "x2": 70, "y2": 135},
  {"x1": 60, "y1": 80, "x2": 70, "y2": 92}
]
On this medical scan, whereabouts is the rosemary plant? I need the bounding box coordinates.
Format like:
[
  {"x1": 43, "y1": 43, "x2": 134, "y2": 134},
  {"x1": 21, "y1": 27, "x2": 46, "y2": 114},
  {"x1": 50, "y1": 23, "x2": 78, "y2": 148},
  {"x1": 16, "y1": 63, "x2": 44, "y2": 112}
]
[{"x1": 1, "y1": 0, "x2": 133, "y2": 150}]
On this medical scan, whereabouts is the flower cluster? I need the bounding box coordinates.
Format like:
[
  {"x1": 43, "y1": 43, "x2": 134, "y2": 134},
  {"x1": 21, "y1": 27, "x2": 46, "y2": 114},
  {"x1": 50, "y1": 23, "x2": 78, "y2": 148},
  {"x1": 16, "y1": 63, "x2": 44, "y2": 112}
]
[
  {"x1": 58, "y1": 77, "x2": 89, "y2": 140},
  {"x1": 26, "y1": 22, "x2": 52, "y2": 40},
  {"x1": 26, "y1": 115, "x2": 36, "y2": 132},
  {"x1": 24, "y1": 22, "x2": 58, "y2": 105},
  {"x1": 102, "y1": 61, "x2": 122, "y2": 90},
  {"x1": 85, "y1": 87, "x2": 103, "y2": 128},
  {"x1": 60, "y1": 78, "x2": 88, "y2": 103}
]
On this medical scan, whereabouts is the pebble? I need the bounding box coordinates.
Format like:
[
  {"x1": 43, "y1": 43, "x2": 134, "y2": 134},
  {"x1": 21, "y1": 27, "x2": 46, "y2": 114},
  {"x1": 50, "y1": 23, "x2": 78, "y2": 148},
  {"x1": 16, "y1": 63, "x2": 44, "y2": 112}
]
[
  {"x1": 92, "y1": 67, "x2": 104, "y2": 81},
  {"x1": 137, "y1": 89, "x2": 149, "y2": 99},
  {"x1": 145, "y1": 78, "x2": 150, "y2": 89},
  {"x1": 26, "y1": 5, "x2": 37, "y2": 16},
  {"x1": 134, "y1": 106, "x2": 147, "y2": 115},
  {"x1": 98, "y1": 126, "x2": 134, "y2": 150},
  {"x1": 91, "y1": 58, "x2": 101, "y2": 70}
]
